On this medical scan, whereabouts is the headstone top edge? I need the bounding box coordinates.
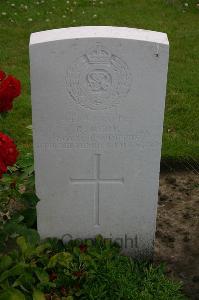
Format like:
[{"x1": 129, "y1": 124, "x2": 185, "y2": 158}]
[{"x1": 29, "y1": 26, "x2": 169, "y2": 47}]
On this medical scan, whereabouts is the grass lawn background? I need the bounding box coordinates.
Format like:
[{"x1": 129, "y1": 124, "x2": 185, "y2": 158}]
[{"x1": 0, "y1": 0, "x2": 198, "y2": 161}]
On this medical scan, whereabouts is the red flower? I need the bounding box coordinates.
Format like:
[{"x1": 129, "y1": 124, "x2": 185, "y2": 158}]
[
  {"x1": 79, "y1": 244, "x2": 87, "y2": 253},
  {"x1": 0, "y1": 132, "x2": 19, "y2": 178},
  {"x1": 0, "y1": 70, "x2": 21, "y2": 112}
]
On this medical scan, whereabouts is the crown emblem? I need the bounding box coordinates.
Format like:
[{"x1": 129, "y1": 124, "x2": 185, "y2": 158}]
[{"x1": 86, "y1": 44, "x2": 112, "y2": 64}]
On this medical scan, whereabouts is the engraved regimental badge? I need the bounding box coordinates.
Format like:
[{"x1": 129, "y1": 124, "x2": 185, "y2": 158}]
[{"x1": 66, "y1": 43, "x2": 132, "y2": 110}]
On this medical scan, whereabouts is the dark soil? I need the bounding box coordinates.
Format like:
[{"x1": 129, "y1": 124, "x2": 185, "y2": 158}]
[{"x1": 155, "y1": 171, "x2": 199, "y2": 300}]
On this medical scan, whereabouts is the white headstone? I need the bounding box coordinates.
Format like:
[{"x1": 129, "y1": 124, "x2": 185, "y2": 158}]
[{"x1": 30, "y1": 26, "x2": 169, "y2": 258}]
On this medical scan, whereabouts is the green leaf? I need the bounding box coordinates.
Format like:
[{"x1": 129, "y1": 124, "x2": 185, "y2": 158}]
[
  {"x1": 0, "y1": 255, "x2": 13, "y2": 272},
  {"x1": 21, "y1": 193, "x2": 39, "y2": 207},
  {"x1": 7, "y1": 165, "x2": 18, "y2": 173},
  {"x1": 0, "y1": 279, "x2": 10, "y2": 290},
  {"x1": 23, "y1": 229, "x2": 40, "y2": 246},
  {"x1": 36, "y1": 281, "x2": 56, "y2": 291},
  {"x1": 3, "y1": 223, "x2": 40, "y2": 247},
  {"x1": 45, "y1": 237, "x2": 64, "y2": 252},
  {"x1": 0, "y1": 174, "x2": 13, "y2": 185},
  {"x1": 0, "y1": 288, "x2": 25, "y2": 300},
  {"x1": 13, "y1": 271, "x2": 35, "y2": 288},
  {"x1": 79, "y1": 254, "x2": 92, "y2": 263},
  {"x1": 73, "y1": 246, "x2": 81, "y2": 256},
  {"x1": 10, "y1": 214, "x2": 24, "y2": 224},
  {"x1": 0, "y1": 263, "x2": 27, "y2": 282},
  {"x1": 32, "y1": 289, "x2": 45, "y2": 300},
  {"x1": 20, "y1": 208, "x2": 36, "y2": 227},
  {"x1": 16, "y1": 236, "x2": 28, "y2": 254},
  {"x1": 26, "y1": 125, "x2": 33, "y2": 130},
  {"x1": 16, "y1": 236, "x2": 39, "y2": 259},
  {"x1": 20, "y1": 166, "x2": 34, "y2": 179},
  {"x1": 35, "y1": 242, "x2": 51, "y2": 255},
  {"x1": 17, "y1": 155, "x2": 33, "y2": 169},
  {"x1": 0, "y1": 112, "x2": 8, "y2": 119},
  {"x1": 48, "y1": 252, "x2": 73, "y2": 268},
  {"x1": 34, "y1": 268, "x2": 49, "y2": 283}
]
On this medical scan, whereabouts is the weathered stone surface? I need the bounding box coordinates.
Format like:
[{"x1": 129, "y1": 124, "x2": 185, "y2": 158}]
[{"x1": 30, "y1": 26, "x2": 169, "y2": 258}]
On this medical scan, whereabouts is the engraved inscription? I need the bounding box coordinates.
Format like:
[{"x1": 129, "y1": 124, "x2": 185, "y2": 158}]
[
  {"x1": 70, "y1": 154, "x2": 124, "y2": 226},
  {"x1": 36, "y1": 130, "x2": 158, "y2": 150},
  {"x1": 66, "y1": 43, "x2": 132, "y2": 110},
  {"x1": 87, "y1": 69, "x2": 112, "y2": 93}
]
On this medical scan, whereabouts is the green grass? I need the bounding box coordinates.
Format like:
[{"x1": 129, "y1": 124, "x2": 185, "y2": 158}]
[{"x1": 0, "y1": 0, "x2": 198, "y2": 160}]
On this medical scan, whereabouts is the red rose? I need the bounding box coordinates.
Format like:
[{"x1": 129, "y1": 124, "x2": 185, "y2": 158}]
[
  {"x1": 0, "y1": 71, "x2": 21, "y2": 112},
  {"x1": 0, "y1": 132, "x2": 19, "y2": 178}
]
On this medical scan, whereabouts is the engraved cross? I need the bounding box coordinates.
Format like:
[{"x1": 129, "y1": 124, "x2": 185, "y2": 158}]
[{"x1": 70, "y1": 154, "x2": 124, "y2": 226}]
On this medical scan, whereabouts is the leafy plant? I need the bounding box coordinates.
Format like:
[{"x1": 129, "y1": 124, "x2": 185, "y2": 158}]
[{"x1": 0, "y1": 231, "x2": 187, "y2": 300}]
